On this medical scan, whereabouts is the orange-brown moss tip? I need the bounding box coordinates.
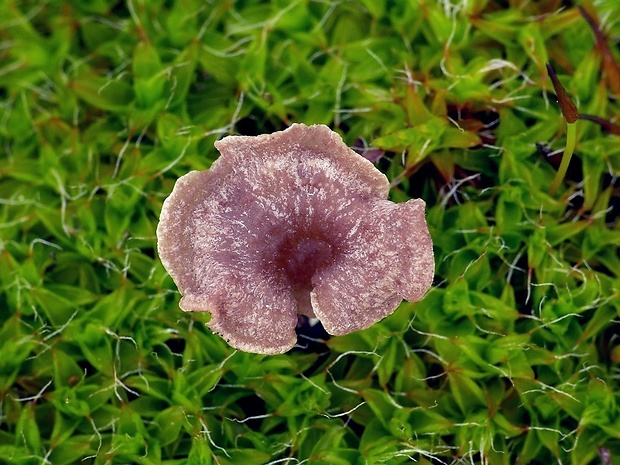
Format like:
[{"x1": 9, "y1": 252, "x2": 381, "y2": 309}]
[
  {"x1": 156, "y1": 124, "x2": 435, "y2": 354},
  {"x1": 546, "y1": 63, "x2": 579, "y2": 124}
]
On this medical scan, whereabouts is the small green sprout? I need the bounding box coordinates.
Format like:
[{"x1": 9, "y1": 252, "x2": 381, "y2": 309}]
[{"x1": 546, "y1": 63, "x2": 578, "y2": 196}]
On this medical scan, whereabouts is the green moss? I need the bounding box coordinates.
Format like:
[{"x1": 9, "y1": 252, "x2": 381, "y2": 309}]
[{"x1": 1, "y1": 0, "x2": 619, "y2": 463}]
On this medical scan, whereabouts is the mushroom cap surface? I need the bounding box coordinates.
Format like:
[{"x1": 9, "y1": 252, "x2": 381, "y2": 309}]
[{"x1": 156, "y1": 124, "x2": 434, "y2": 354}]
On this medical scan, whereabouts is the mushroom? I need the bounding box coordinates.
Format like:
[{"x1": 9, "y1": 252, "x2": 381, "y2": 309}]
[{"x1": 157, "y1": 124, "x2": 434, "y2": 354}]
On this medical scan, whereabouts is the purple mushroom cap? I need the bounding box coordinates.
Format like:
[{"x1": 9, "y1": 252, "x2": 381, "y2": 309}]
[{"x1": 157, "y1": 124, "x2": 434, "y2": 354}]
